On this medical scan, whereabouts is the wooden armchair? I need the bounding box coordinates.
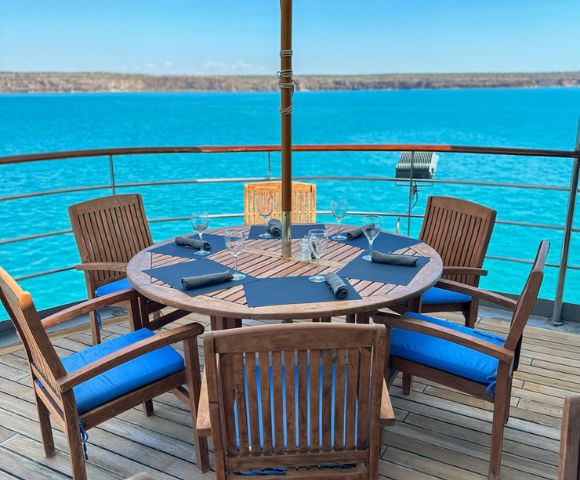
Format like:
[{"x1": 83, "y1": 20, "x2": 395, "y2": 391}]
[
  {"x1": 374, "y1": 240, "x2": 549, "y2": 480},
  {"x1": 411, "y1": 196, "x2": 497, "y2": 327},
  {"x1": 197, "y1": 323, "x2": 395, "y2": 479},
  {"x1": 69, "y1": 194, "x2": 186, "y2": 344},
  {"x1": 244, "y1": 181, "x2": 316, "y2": 224},
  {"x1": 559, "y1": 396, "x2": 580, "y2": 479},
  {"x1": 0, "y1": 267, "x2": 209, "y2": 480}
]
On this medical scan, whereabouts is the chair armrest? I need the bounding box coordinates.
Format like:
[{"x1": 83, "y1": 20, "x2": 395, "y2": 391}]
[
  {"x1": 42, "y1": 288, "x2": 139, "y2": 329},
  {"x1": 442, "y1": 266, "x2": 487, "y2": 277},
  {"x1": 196, "y1": 367, "x2": 212, "y2": 437},
  {"x1": 373, "y1": 312, "x2": 513, "y2": 363},
  {"x1": 380, "y1": 379, "x2": 395, "y2": 426},
  {"x1": 57, "y1": 322, "x2": 205, "y2": 392},
  {"x1": 436, "y1": 279, "x2": 517, "y2": 311},
  {"x1": 75, "y1": 262, "x2": 127, "y2": 273}
]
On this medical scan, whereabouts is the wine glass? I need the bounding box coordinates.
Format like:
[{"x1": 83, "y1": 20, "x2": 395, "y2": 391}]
[
  {"x1": 330, "y1": 198, "x2": 348, "y2": 241},
  {"x1": 362, "y1": 215, "x2": 381, "y2": 261},
  {"x1": 307, "y1": 229, "x2": 328, "y2": 283},
  {"x1": 257, "y1": 194, "x2": 274, "y2": 238},
  {"x1": 191, "y1": 211, "x2": 210, "y2": 256},
  {"x1": 224, "y1": 228, "x2": 246, "y2": 280}
]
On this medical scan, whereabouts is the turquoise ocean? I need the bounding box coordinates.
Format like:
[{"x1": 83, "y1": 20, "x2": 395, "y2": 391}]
[{"x1": 1, "y1": 88, "x2": 579, "y2": 319}]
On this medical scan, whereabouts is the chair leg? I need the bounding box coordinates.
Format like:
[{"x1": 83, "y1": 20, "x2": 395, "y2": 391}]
[
  {"x1": 489, "y1": 365, "x2": 509, "y2": 480},
  {"x1": 184, "y1": 337, "x2": 210, "y2": 472},
  {"x1": 402, "y1": 373, "x2": 412, "y2": 395},
  {"x1": 464, "y1": 299, "x2": 479, "y2": 328},
  {"x1": 215, "y1": 450, "x2": 226, "y2": 479},
  {"x1": 89, "y1": 310, "x2": 101, "y2": 345},
  {"x1": 35, "y1": 394, "x2": 55, "y2": 457},
  {"x1": 504, "y1": 377, "x2": 513, "y2": 425},
  {"x1": 62, "y1": 401, "x2": 88, "y2": 480}
]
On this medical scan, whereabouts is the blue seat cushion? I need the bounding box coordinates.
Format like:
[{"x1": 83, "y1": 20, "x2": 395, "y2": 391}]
[
  {"x1": 390, "y1": 312, "x2": 505, "y2": 388},
  {"x1": 421, "y1": 287, "x2": 471, "y2": 305},
  {"x1": 61, "y1": 328, "x2": 184, "y2": 413},
  {"x1": 95, "y1": 277, "x2": 131, "y2": 297}
]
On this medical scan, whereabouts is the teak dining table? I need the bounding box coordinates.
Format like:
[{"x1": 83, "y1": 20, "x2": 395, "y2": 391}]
[{"x1": 126, "y1": 224, "x2": 443, "y2": 330}]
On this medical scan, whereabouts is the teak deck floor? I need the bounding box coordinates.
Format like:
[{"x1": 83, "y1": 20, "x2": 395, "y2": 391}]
[{"x1": 0, "y1": 311, "x2": 574, "y2": 480}]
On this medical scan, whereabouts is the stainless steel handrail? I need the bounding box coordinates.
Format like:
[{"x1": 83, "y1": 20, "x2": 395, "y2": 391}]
[
  {"x1": 2, "y1": 175, "x2": 579, "y2": 203},
  {"x1": 1, "y1": 139, "x2": 579, "y2": 323}
]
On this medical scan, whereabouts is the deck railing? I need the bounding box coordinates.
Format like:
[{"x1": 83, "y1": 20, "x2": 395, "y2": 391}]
[{"x1": 1, "y1": 139, "x2": 579, "y2": 324}]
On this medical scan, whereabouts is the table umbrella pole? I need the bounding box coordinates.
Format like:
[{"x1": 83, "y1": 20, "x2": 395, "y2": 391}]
[{"x1": 280, "y1": 0, "x2": 293, "y2": 258}]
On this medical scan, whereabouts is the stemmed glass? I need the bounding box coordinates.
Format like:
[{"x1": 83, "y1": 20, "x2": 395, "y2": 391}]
[
  {"x1": 191, "y1": 211, "x2": 210, "y2": 256},
  {"x1": 330, "y1": 198, "x2": 348, "y2": 241},
  {"x1": 257, "y1": 194, "x2": 274, "y2": 238},
  {"x1": 307, "y1": 229, "x2": 328, "y2": 283},
  {"x1": 362, "y1": 215, "x2": 381, "y2": 261},
  {"x1": 224, "y1": 228, "x2": 246, "y2": 280}
]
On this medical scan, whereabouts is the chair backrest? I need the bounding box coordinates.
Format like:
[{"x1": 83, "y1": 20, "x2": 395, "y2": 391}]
[
  {"x1": 204, "y1": 323, "x2": 386, "y2": 476},
  {"x1": 504, "y1": 241, "x2": 549, "y2": 351},
  {"x1": 419, "y1": 196, "x2": 496, "y2": 286},
  {"x1": 0, "y1": 267, "x2": 65, "y2": 393},
  {"x1": 244, "y1": 181, "x2": 316, "y2": 224},
  {"x1": 69, "y1": 194, "x2": 153, "y2": 290},
  {"x1": 559, "y1": 395, "x2": 580, "y2": 480}
]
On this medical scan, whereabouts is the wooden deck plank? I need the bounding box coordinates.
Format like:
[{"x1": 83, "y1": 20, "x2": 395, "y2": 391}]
[{"x1": 0, "y1": 311, "x2": 576, "y2": 479}]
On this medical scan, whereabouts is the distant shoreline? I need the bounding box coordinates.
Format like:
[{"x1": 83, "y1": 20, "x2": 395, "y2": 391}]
[{"x1": 1, "y1": 71, "x2": 579, "y2": 93}]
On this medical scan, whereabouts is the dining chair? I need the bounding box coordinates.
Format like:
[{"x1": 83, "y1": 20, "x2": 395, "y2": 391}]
[
  {"x1": 69, "y1": 194, "x2": 186, "y2": 344},
  {"x1": 415, "y1": 195, "x2": 497, "y2": 328},
  {"x1": 374, "y1": 240, "x2": 549, "y2": 480},
  {"x1": 197, "y1": 322, "x2": 395, "y2": 479},
  {"x1": 244, "y1": 181, "x2": 317, "y2": 225},
  {"x1": 559, "y1": 395, "x2": 580, "y2": 480},
  {"x1": 0, "y1": 266, "x2": 210, "y2": 480}
]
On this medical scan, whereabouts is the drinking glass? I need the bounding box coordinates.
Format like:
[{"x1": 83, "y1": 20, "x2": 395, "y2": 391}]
[
  {"x1": 224, "y1": 228, "x2": 246, "y2": 280},
  {"x1": 330, "y1": 198, "x2": 348, "y2": 241},
  {"x1": 307, "y1": 229, "x2": 328, "y2": 283},
  {"x1": 362, "y1": 215, "x2": 381, "y2": 261},
  {"x1": 191, "y1": 211, "x2": 210, "y2": 256},
  {"x1": 257, "y1": 195, "x2": 274, "y2": 238}
]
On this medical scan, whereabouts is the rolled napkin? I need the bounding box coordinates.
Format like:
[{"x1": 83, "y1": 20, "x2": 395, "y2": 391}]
[
  {"x1": 325, "y1": 272, "x2": 349, "y2": 299},
  {"x1": 175, "y1": 236, "x2": 211, "y2": 251},
  {"x1": 346, "y1": 223, "x2": 375, "y2": 240},
  {"x1": 181, "y1": 270, "x2": 234, "y2": 290},
  {"x1": 267, "y1": 219, "x2": 282, "y2": 237},
  {"x1": 371, "y1": 251, "x2": 418, "y2": 266}
]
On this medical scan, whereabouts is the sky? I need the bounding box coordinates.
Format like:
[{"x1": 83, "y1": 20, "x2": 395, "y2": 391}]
[{"x1": 0, "y1": 0, "x2": 579, "y2": 75}]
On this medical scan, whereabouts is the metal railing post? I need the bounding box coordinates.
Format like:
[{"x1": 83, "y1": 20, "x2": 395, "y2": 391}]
[
  {"x1": 550, "y1": 120, "x2": 580, "y2": 325},
  {"x1": 267, "y1": 151, "x2": 272, "y2": 180},
  {"x1": 108, "y1": 155, "x2": 117, "y2": 194},
  {"x1": 407, "y1": 152, "x2": 415, "y2": 236}
]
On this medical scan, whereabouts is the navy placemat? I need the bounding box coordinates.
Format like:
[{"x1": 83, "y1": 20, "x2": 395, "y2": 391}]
[
  {"x1": 336, "y1": 252, "x2": 430, "y2": 286},
  {"x1": 248, "y1": 223, "x2": 327, "y2": 240},
  {"x1": 144, "y1": 258, "x2": 256, "y2": 297},
  {"x1": 341, "y1": 231, "x2": 421, "y2": 252},
  {"x1": 149, "y1": 233, "x2": 227, "y2": 259},
  {"x1": 244, "y1": 275, "x2": 361, "y2": 307}
]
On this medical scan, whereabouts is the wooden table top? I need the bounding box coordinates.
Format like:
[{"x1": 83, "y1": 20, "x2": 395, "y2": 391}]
[{"x1": 127, "y1": 225, "x2": 443, "y2": 320}]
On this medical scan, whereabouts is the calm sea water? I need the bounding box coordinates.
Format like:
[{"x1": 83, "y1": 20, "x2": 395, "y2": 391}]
[{"x1": 1, "y1": 89, "x2": 579, "y2": 317}]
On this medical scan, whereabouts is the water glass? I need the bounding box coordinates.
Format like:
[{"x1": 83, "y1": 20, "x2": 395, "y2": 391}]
[
  {"x1": 224, "y1": 228, "x2": 246, "y2": 280},
  {"x1": 362, "y1": 215, "x2": 381, "y2": 261},
  {"x1": 257, "y1": 194, "x2": 274, "y2": 238},
  {"x1": 307, "y1": 229, "x2": 328, "y2": 283},
  {"x1": 330, "y1": 198, "x2": 348, "y2": 241},
  {"x1": 191, "y1": 212, "x2": 210, "y2": 256}
]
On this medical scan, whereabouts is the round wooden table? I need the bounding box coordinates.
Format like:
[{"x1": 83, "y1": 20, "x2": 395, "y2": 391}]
[{"x1": 127, "y1": 224, "x2": 443, "y2": 329}]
